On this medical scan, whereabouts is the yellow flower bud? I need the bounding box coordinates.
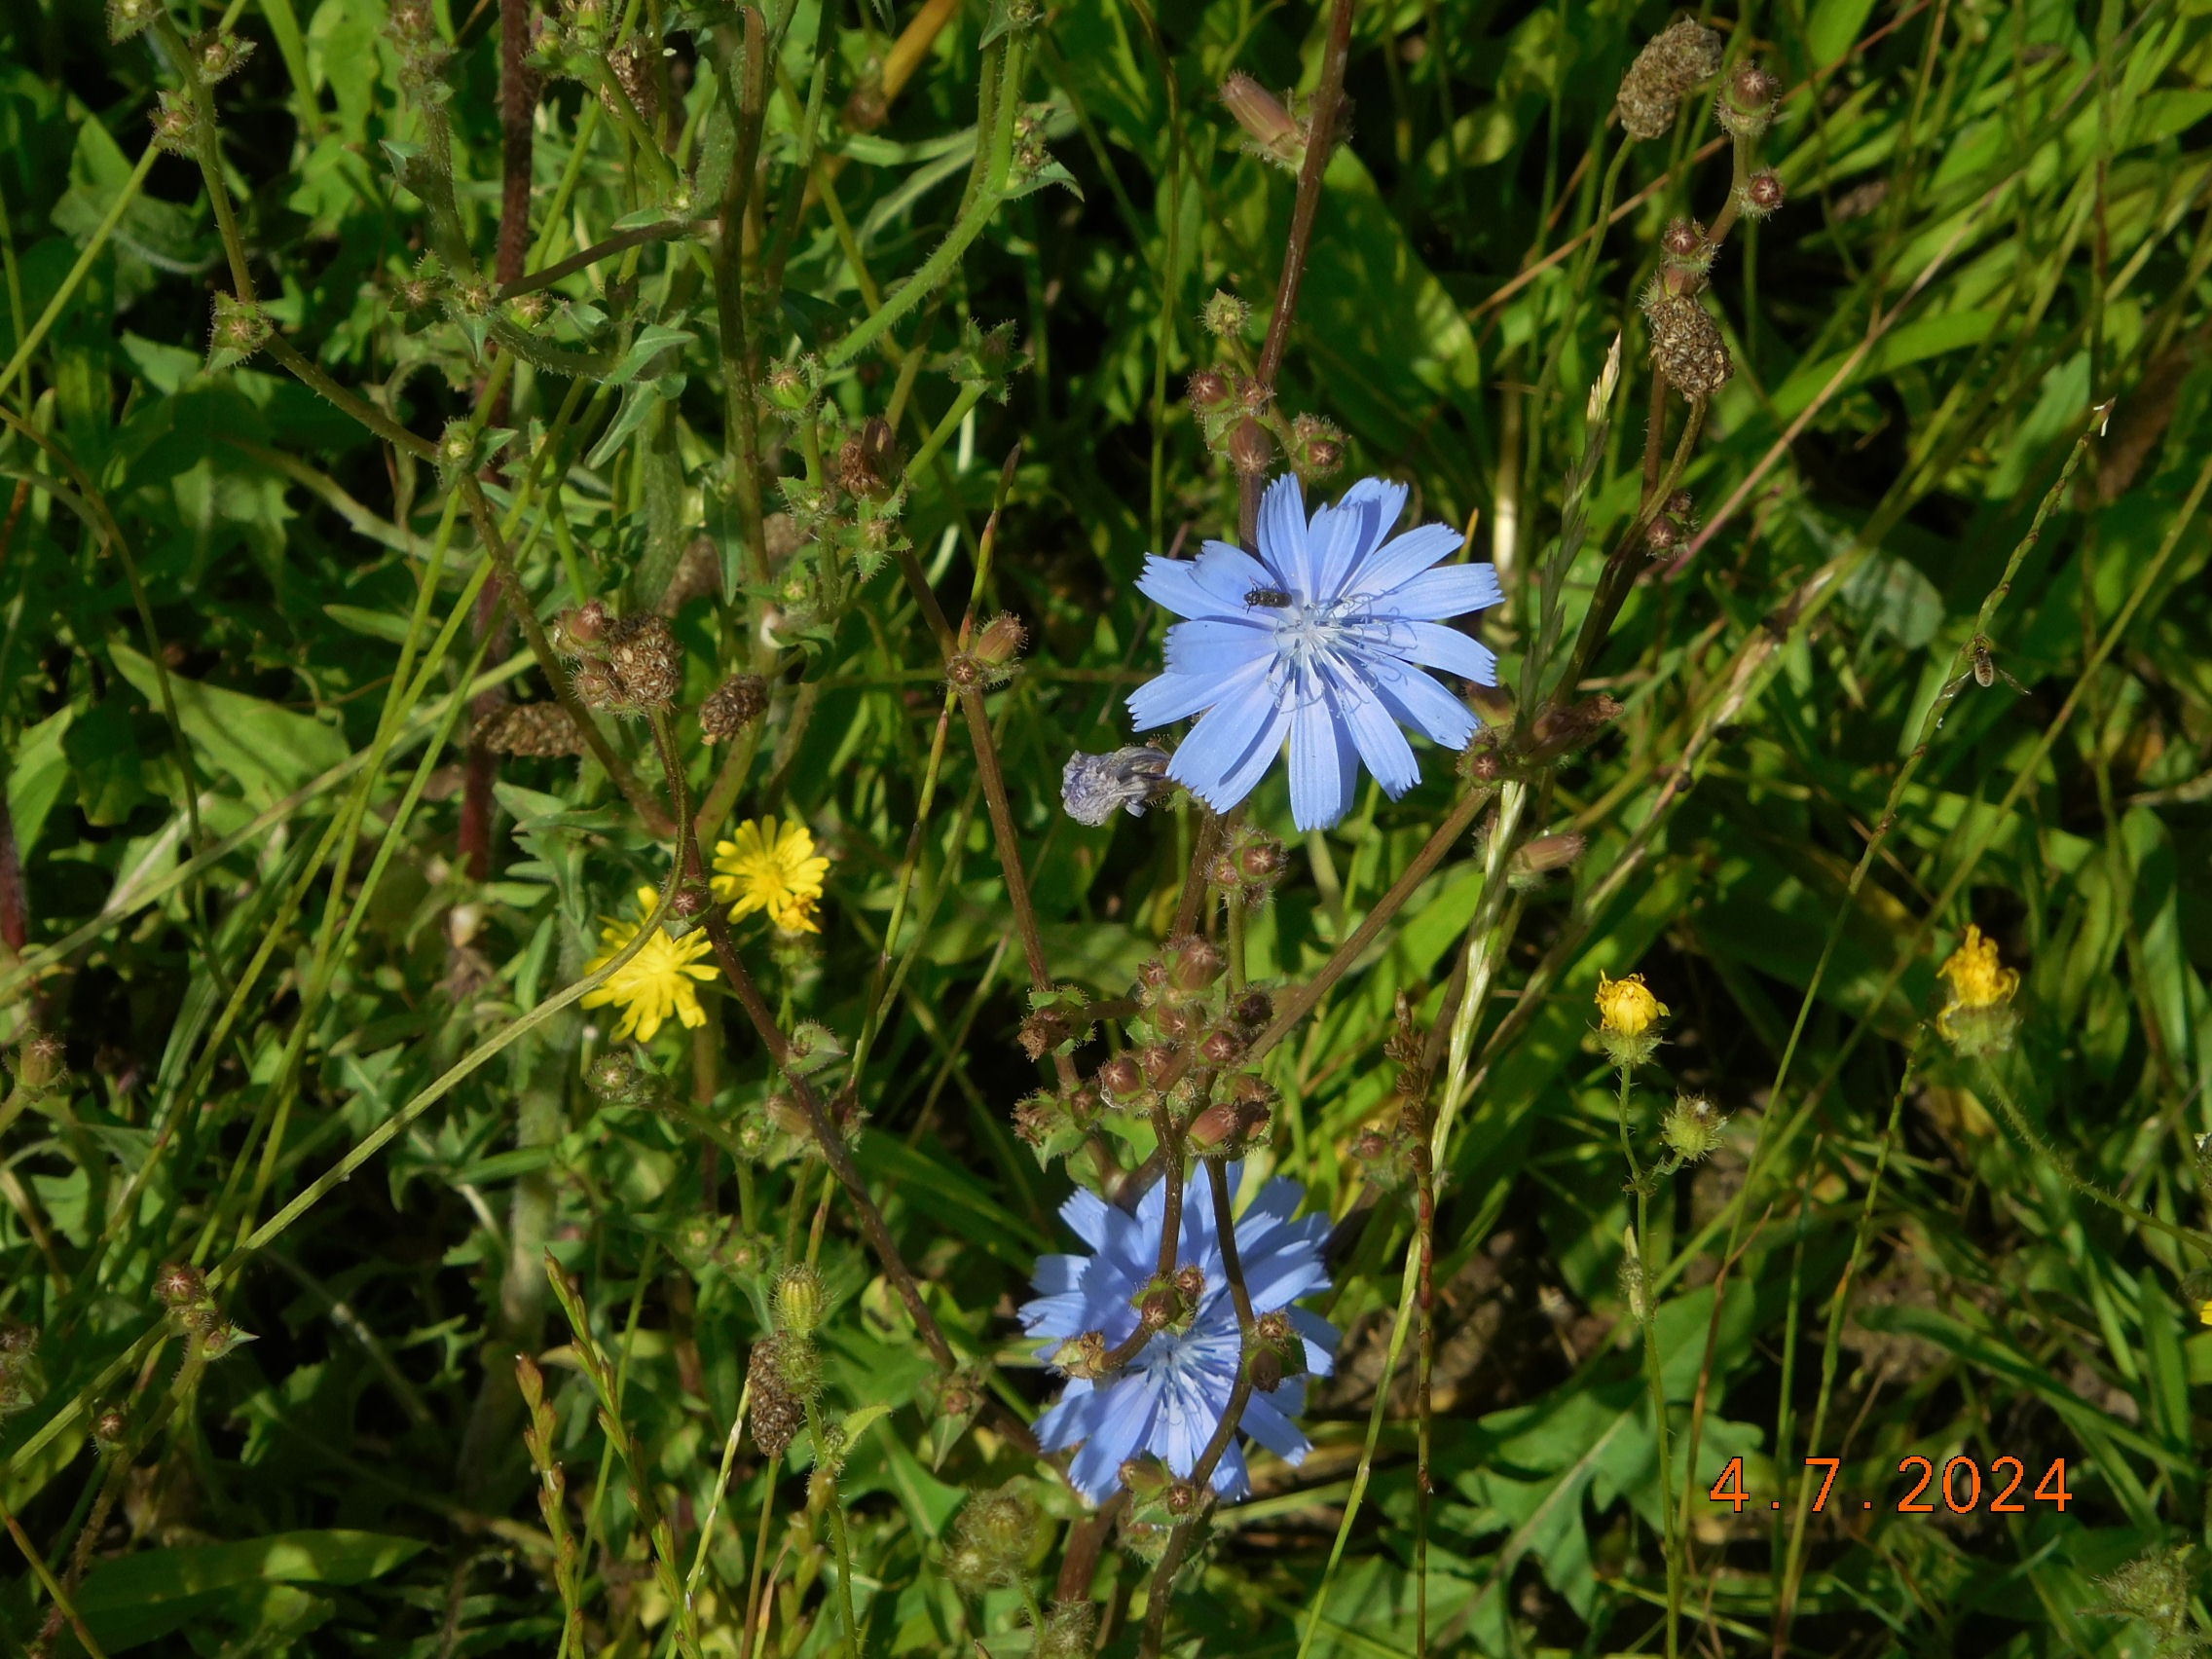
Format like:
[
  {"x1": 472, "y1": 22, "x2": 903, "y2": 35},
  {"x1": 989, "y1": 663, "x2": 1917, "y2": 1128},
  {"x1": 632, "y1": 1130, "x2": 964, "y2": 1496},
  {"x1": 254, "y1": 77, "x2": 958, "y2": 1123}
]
[{"x1": 1595, "y1": 972, "x2": 1667, "y2": 1039}]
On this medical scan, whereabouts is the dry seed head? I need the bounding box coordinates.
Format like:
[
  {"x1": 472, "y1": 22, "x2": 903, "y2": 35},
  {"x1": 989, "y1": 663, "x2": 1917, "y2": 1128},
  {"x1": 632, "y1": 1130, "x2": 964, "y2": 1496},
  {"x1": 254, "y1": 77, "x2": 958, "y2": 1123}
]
[
  {"x1": 475, "y1": 701, "x2": 587, "y2": 757},
  {"x1": 1616, "y1": 18, "x2": 1723, "y2": 140},
  {"x1": 699, "y1": 673, "x2": 768, "y2": 742},
  {"x1": 747, "y1": 1336, "x2": 806, "y2": 1457},
  {"x1": 1249, "y1": 1346, "x2": 1284, "y2": 1391},
  {"x1": 599, "y1": 613, "x2": 682, "y2": 714},
  {"x1": 1641, "y1": 289, "x2": 1734, "y2": 400},
  {"x1": 1053, "y1": 1330, "x2": 1108, "y2": 1380},
  {"x1": 837, "y1": 416, "x2": 899, "y2": 500}
]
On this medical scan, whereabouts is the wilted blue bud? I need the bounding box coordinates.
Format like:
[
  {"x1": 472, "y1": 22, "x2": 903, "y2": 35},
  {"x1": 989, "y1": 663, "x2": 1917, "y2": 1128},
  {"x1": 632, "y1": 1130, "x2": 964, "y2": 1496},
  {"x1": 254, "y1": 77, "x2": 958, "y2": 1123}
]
[{"x1": 1060, "y1": 746, "x2": 1171, "y2": 827}]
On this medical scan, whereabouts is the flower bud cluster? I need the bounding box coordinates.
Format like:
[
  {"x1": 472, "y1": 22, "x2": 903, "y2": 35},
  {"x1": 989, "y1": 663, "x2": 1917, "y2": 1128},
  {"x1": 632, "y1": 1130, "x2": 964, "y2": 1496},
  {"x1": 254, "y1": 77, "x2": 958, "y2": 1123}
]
[
  {"x1": 1288, "y1": 412, "x2": 1346, "y2": 481},
  {"x1": 196, "y1": 30, "x2": 256, "y2": 84},
  {"x1": 207, "y1": 295, "x2": 271, "y2": 366},
  {"x1": 946, "y1": 1482, "x2": 1043, "y2": 1591},
  {"x1": 151, "y1": 92, "x2": 202, "y2": 156},
  {"x1": 1352, "y1": 1034, "x2": 1433, "y2": 1193},
  {"x1": 1203, "y1": 824, "x2": 1288, "y2": 909},
  {"x1": 946, "y1": 613, "x2": 1027, "y2": 692},
  {"x1": 1645, "y1": 489, "x2": 1698, "y2": 556},
  {"x1": 1018, "y1": 984, "x2": 1094, "y2": 1062},
  {"x1": 1117, "y1": 1457, "x2": 1201, "y2": 1545},
  {"x1": 770, "y1": 407, "x2": 913, "y2": 636},
  {"x1": 1717, "y1": 61, "x2": 1782, "y2": 140},
  {"x1": 106, "y1": 0, "x2": 160, "y2": 43},
  {"x1": 1032, "y1": 1600, "x2": 1099, "y2": 1659},
  {"x1": 154, "y1": 1262, "x2": 255, "y2": 1358}
]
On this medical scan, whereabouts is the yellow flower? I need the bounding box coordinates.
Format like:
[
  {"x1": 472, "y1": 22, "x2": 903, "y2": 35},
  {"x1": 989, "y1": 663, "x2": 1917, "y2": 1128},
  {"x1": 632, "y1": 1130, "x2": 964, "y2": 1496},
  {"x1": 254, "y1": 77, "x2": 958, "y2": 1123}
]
[
  {"x1": 2198, "y1": 1298, "x2": 2212, "y2": 1329},
  {"x1": 1934, "y1": 924, "x2": 2021, "y2": 1056},
  {"x1": 581, "y1": 886, "x2": 716, "y2": 1043},
  {"x1": 1595, "y1": 972, "x2": 1668, "y2": 1039},
  {"x1": 1936, "y1": 925, "x2": 2017, "y2": 1023},
  {"x1": 713, "y1": 816, "x2": 830, "y2": 934}
]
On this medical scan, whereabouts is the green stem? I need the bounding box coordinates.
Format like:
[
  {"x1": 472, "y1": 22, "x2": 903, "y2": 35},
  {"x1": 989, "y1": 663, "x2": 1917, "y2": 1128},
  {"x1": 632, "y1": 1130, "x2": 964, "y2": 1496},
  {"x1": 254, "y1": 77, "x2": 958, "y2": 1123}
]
[{"x1": 826, "y1": 35, "x2": 1029, "y2": 369}]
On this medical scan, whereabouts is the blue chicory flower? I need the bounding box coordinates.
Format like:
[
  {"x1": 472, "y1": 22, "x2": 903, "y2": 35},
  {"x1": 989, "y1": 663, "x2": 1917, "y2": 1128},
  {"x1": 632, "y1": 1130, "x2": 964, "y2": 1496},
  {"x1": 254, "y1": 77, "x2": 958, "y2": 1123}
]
[
  {"x1": 1019, "y1": 1167, "x2": 1338, "y2": 1504},
  {"x1": 1126, "y1": 473, "x2": 1504, "y2": 831}
]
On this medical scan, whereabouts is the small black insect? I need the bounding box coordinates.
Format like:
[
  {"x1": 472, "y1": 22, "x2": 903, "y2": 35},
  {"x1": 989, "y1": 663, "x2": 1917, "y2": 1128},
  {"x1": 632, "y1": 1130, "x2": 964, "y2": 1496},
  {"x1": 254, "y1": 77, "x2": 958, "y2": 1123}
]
[{"x1": 1244, "y1": 586, "x2": 1293, "y2": 608}]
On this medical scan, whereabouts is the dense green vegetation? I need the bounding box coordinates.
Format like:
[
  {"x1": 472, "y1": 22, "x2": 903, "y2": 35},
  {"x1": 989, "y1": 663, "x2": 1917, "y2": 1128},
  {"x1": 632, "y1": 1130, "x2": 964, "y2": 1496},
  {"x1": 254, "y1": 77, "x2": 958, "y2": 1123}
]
[{"x1": 4, "y1": 0, "x2": 2212, "y2": 1653}]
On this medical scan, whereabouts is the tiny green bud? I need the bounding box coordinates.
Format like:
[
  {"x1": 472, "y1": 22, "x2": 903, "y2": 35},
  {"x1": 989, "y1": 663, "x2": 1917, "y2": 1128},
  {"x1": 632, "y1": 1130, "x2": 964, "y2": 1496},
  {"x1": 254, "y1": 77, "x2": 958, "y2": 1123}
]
[
  {"x1": 1200, "y1": 287, "x2": 1254, "y2": 339},
  {"x1": 774, "y1": 1264, "x2": 828, "y2": 1336},
  {"x1": 1661, "y1": 1093, "x2": 1730, "y2": 1162},
  {"x1": 11, "y1": 1031, "x2": 65, "y2": 1093}
]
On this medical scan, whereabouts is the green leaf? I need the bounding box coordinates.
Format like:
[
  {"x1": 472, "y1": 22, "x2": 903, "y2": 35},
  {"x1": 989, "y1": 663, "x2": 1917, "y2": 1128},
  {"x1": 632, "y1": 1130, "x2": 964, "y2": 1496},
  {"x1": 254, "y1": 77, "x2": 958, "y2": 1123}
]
[
  {"x1": 107, "y1": 643, "x2": 350, "y2": 808},
  {"x1": 74, "y1": 1530, "x2": 425, "y2": 1651},
  {"x1": 6, "y1": 705, "x2": 74, "y2": 854},
  {"x1": 63, "y1": 698, "x2": 147, "y2": 825},
  {"x1": 607, "y1": 322, "x2": 697, "y2": 387}
]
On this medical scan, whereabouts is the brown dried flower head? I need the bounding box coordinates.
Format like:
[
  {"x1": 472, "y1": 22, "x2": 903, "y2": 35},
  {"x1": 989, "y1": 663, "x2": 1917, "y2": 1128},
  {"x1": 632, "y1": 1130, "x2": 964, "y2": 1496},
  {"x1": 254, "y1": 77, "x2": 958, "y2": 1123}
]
[
  {"x1": 1641, "y1": 288, "x2": 1734, "y2": 400},
  {"x1": 475, "y1": 702, "x2": 587, "y2": 758},
  {"x1": 589, "y1": 613, "x2": 682, "y2": 715},
  {"x1": 699, "y1": 673, "x2": 769, "y2": 742},
  {"x1": 1616, "y1": 18, "x2": 1723, "y2": 140}
]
